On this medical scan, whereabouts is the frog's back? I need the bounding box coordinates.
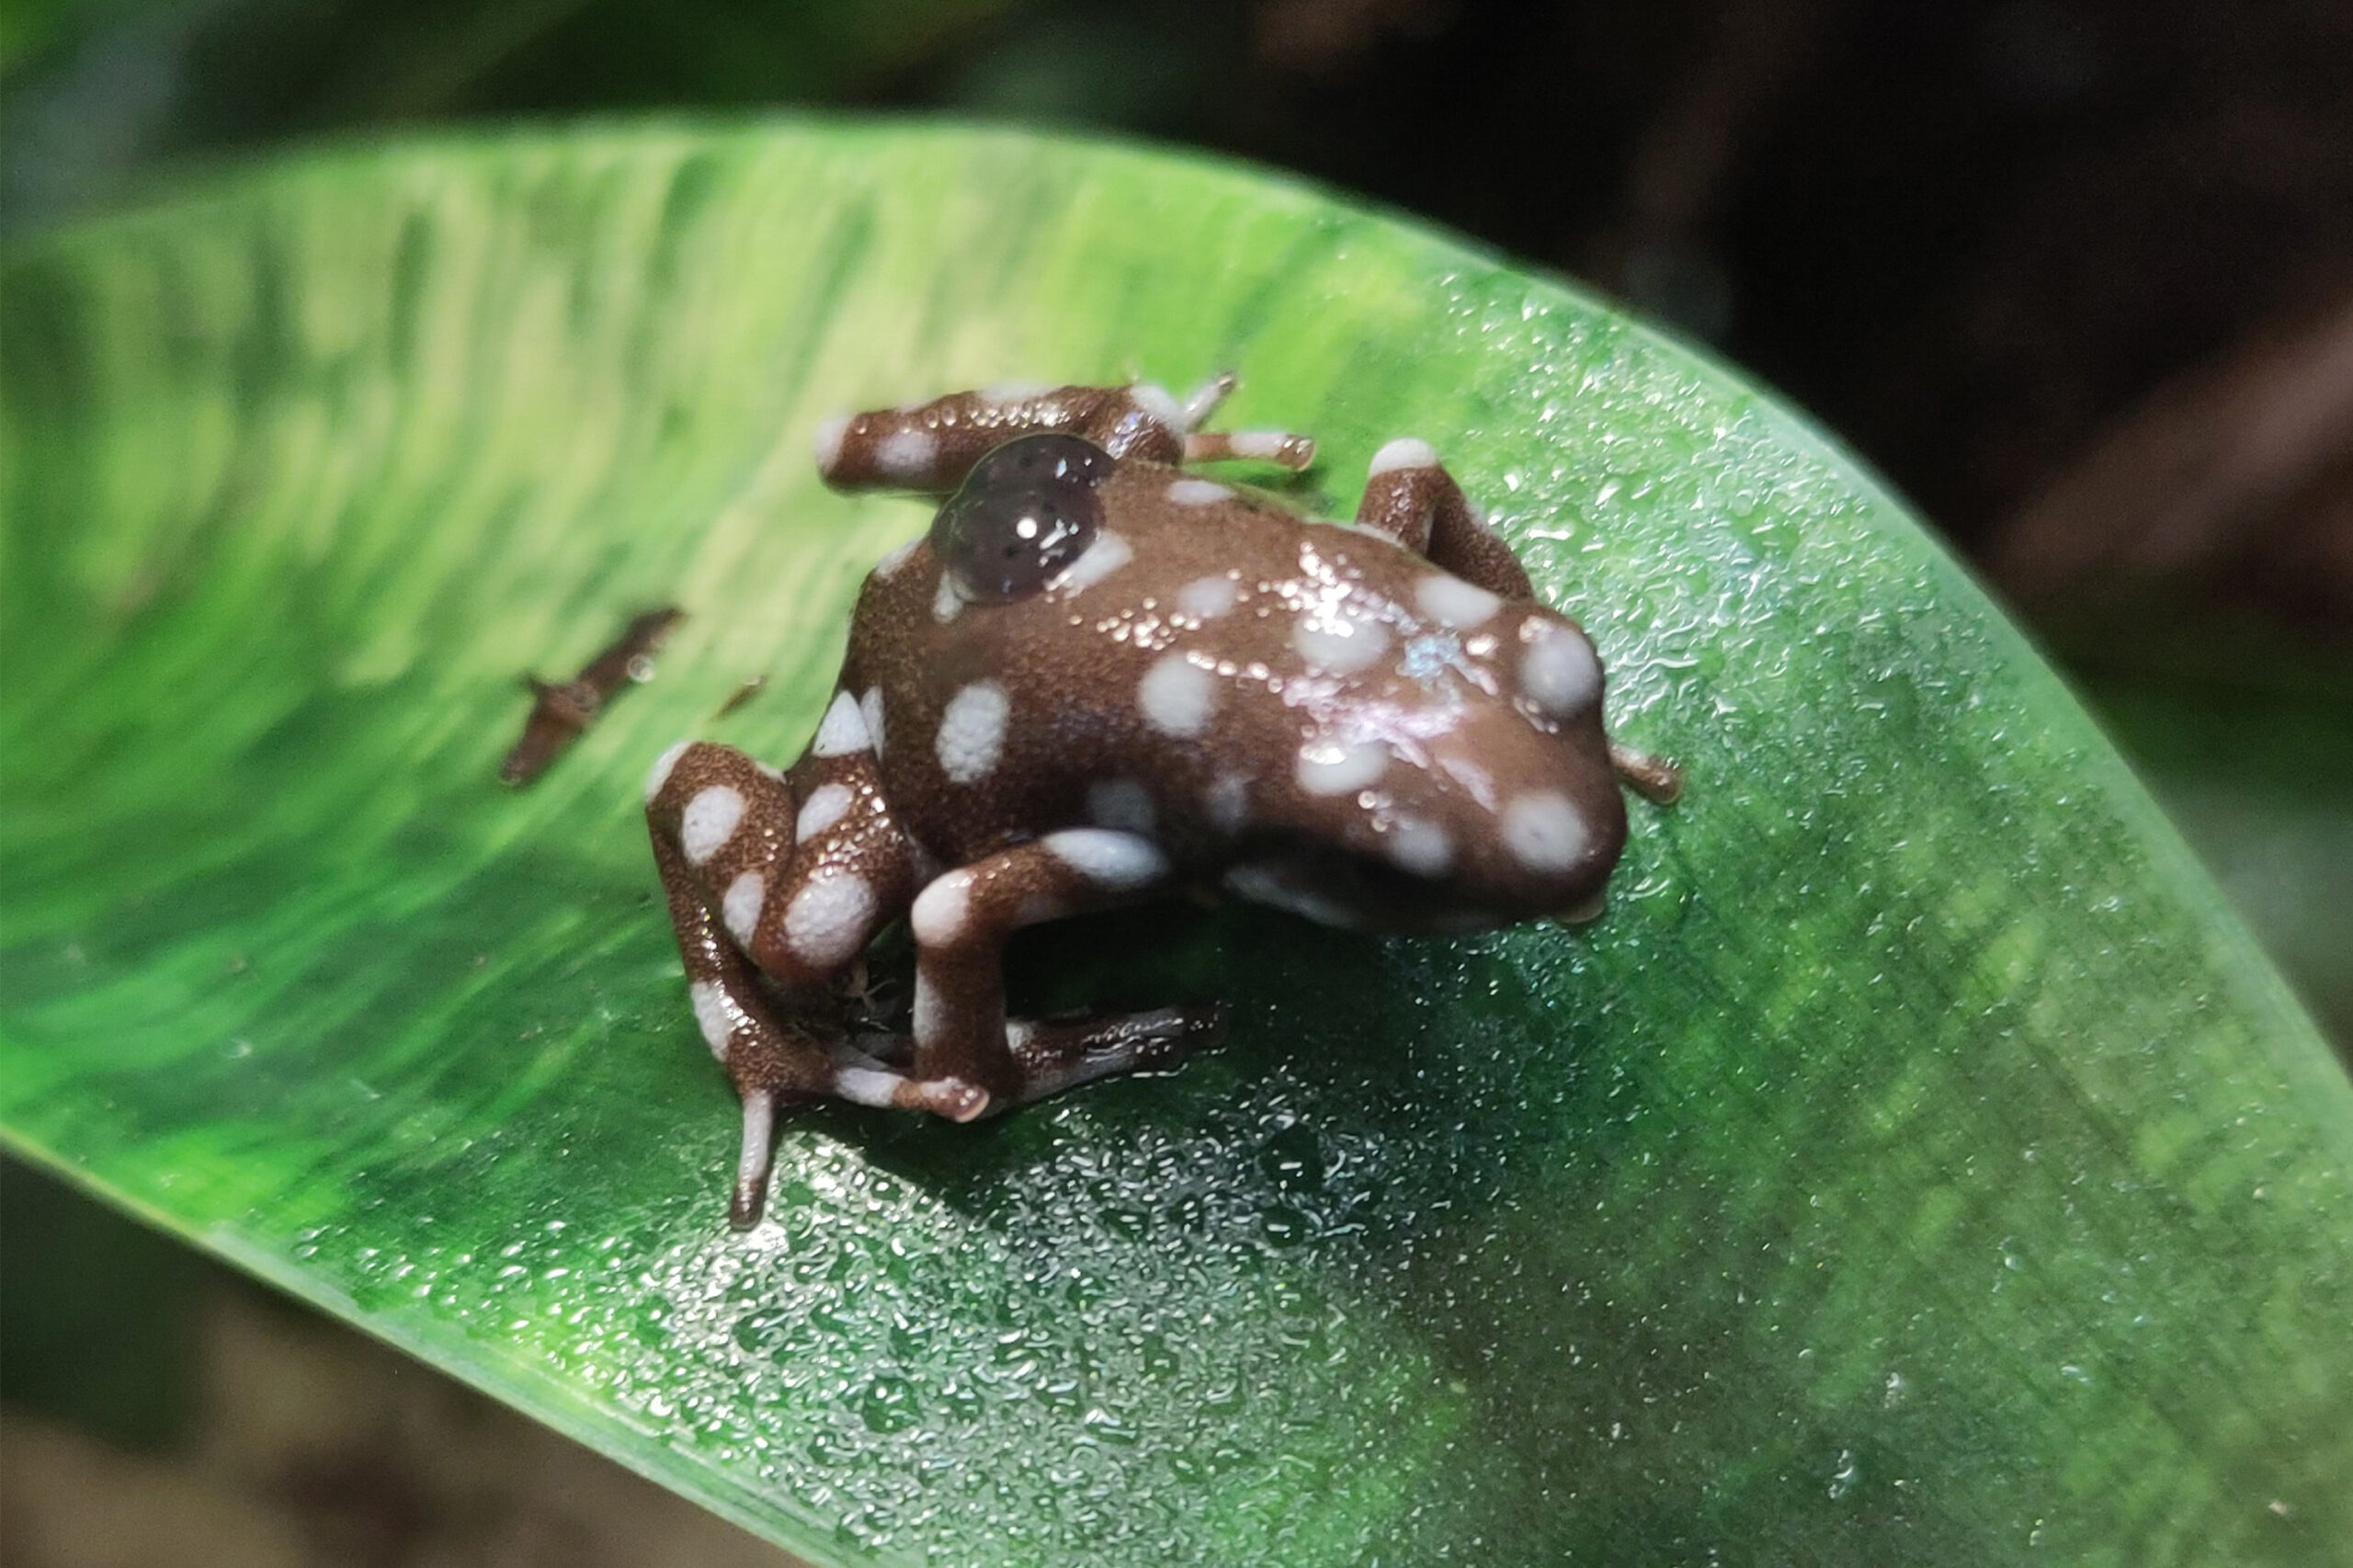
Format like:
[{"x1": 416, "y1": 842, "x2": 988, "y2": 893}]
[{"x1": 843, "y1": 459, "x2": 1625, "y2": 927}]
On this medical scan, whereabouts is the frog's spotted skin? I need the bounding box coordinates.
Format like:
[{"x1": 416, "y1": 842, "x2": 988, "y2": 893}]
[{"x1": 649, "y1": 380, "x2": 1675, "y2": 1226}]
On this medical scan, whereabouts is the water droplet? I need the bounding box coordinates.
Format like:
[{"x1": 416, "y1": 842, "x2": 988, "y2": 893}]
[
  {"x1": 857, "y1": 1374, "x2": 920, "y2": 1434},
  {"x1": 1258, "y1": 1204, "x2": 1312, "y2": 1247}
]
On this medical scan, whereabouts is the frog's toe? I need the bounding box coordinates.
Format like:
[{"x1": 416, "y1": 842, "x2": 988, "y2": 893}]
[
  {"x1": 1180, "y1": 370, "x2": 1237, "y2": 427},
  {"x1": 822, "y1": 1057, "x2": 985, "y2": 1119},
  {"x1": 907, "y1": 1076, "x2": 993, "y2": 1121},
  {"x1": 728, "y1": 1087, "x2": 780, "y2": 1231}
]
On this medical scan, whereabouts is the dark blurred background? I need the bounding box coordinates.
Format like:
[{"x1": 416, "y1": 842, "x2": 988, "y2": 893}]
[{"x1": 3, "y1": 3, "x2": 2347, "y2": 1562}]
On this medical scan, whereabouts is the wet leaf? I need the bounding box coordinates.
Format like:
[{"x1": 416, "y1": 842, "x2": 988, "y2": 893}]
[{"x1": 3, "y1": 124, "x2": 2347, "y2": 1564}]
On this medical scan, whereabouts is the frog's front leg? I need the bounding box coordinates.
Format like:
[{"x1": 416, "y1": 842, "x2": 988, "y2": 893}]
[
  {"x1": 1356, "y1": 438, "x2": 1686, "y2": 803},
  {"x1": 905, "y1": 829, "x2": 1217, "y2": 1113},
  {"x1": 1352, "y1": 437, "x2": 1537, "y2": 600},
  {"x1": 645, "y1": 707, "x2": 982, "y2": 1226}
]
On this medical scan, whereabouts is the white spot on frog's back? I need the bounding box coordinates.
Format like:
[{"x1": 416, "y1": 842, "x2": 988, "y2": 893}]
[
  {"x1": 679, "y1": 785, "x2": 746, "y2": 867},
  {"x1": 784, "y1": 872, "x2": 875, "y2": 968},
  {"x1": 795, "y1": 781, "x2": 853, "y2": 840},
  {"x1": 1045, "y1": 828, "x2": 1167, "y2": 890},
  {"x1": 1416, "y1": 574, "x2": 1502, "y2": 629},
  {"x1": 1519, "y1": 619, "x2": 1601, "y2": 716},
  {"x1": 1138, "y1": 653, "x2": 1217, "y2": 738},
  {"x1": 1297, "y1": 737, "x2": 1388, "y2": 796},
  {"x1": 936, "y1": 680, "x2": 1010, "y2": 783},
  {"x1": 859, "y1": 687, "x2": 888, "y2": 758},
  {"x1": 1049, "y1": 530, "x2": 1131, "y2": 595},
  {"x1": 812, "y1": 691, "x2": 870, "y2": 756},
  {"x1": 1176, "y1": 574, "x2": 1238, "y2": 619},
  {"x1": 876, "y1": 428, "x2": 938, "y2": 482},
  {"x1": 1086, "y1": 778, "x2": 1157, "y2": 835},
  {"x1": 1501, "y1": 791, "x2": 1592, "y2": 872},
  {"x1": 722, "y1": 871, "x2": 766, "y2": 947},
  {"x1": 872, "y1": 537, "x2": 921, "y2": 580},
  {"x1": 1292, "y1": 615, "x2": 1390, "y2": 675},
  {"x1": 1166, "y1": 478, "x2": 1234, "y2": 506},
  {"x1": 644, "y1": 740, "x2": 692, "y2": 803},
  {"x1": 1369, "y1": 437, "x2": 1438, "y2": 475}
]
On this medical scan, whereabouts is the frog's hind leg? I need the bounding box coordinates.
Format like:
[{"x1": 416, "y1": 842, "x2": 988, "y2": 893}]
[
  {"x1": 645, "y1": 719, "x2": 979, "y2": 1226},
  {"x1": 903, "y1": 829, "x2": 1211, "y2": 1113},
  {"x1": 849, "y1": 1006, "x2": 1220, "y2": 1105},
  {"x1": 815, "y1": 381, "x2": 1201, "y2": 494},
  {"x1": 1358, "y1": 442, "x2": 1688, "y2": 803},
  {"x1": 1352, "y1": 437, "x2": 1536, "y2": 600},
  {"x1": 648, "y1": 817, "x2": 837, "y2": 1228}
]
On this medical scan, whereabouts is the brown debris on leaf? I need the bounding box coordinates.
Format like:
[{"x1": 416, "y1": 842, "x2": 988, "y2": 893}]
[
  {"x1": 499, "y1": 608, "x2": 684, "y2": 786},
  {"x1": 715, "y1": 673, "x2": 767, "y2": 718}
]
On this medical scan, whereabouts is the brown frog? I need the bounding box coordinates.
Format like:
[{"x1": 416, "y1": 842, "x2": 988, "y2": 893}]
[{"x1": 646, "y1": 378, "x2": 1678, "y2": 1225}]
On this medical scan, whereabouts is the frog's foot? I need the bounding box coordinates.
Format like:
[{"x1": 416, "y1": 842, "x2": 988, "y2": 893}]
[
  {"x1": 842, "y1": 1006, "x2": 1221, "y2": 1121},
  {"x1": 1183, "y1": 428, "x2": 1317, "y2": 472},
  {"x1": 725, "y1": 1059, "x2": 990, "y2": 1227},
  {"x1": 1002, "y1": 1005, "x2": 1225, "y2": 1105},
  {"x1": 834, "y1": 1034, "x2": 988, "y2": 1120},
  {"x1": 818, "y1": 1049, "x2": 992, "y2": 1123},
  {"x1": 1608, "y1": 742, "x2": 1685, "y2": 805},
  {"x1": 1179, "y1": 369, "x2": 1237, "y2": 428},
  {"x1": 1172, "y1": 370, "x2": 1316, "y2": 470}
]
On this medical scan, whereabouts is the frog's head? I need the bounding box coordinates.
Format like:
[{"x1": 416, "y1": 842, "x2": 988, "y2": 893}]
[{"x1": 1221, "y1": 601, "x2": 1630, "y2": 936}]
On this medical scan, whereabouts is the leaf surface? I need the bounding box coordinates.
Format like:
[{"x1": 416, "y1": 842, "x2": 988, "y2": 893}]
[{"x1": 4, "y1": 123, "x2": 2348, "y2": 1566}]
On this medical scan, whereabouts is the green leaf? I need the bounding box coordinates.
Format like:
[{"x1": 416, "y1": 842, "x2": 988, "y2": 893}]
[{"x1": 4, "y1": 123, "x2": 2348, "y2": 1565}]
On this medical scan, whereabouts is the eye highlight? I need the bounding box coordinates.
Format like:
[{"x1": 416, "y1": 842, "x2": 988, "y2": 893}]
[{"x1": 932, "y1": 433, "x2": 1111, "y2": 602}]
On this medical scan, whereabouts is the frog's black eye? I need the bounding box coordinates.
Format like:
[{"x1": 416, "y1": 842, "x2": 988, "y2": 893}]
[
  {"x1": 965, "y1": 431, "x2": 1115, "y2": 492},
  {"x1": 932, "y1": 434, "x2": 1110, "y2": 602}
]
